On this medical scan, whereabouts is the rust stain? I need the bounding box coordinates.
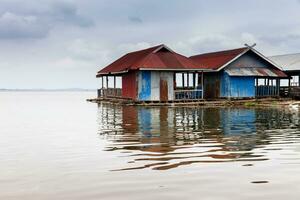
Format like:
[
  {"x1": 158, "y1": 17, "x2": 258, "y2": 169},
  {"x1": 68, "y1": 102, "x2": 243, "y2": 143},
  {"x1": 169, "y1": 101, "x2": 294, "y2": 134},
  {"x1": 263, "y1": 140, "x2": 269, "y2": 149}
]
[{"x1": 160, "y1": 79, "x2": 168, "y2": 101}]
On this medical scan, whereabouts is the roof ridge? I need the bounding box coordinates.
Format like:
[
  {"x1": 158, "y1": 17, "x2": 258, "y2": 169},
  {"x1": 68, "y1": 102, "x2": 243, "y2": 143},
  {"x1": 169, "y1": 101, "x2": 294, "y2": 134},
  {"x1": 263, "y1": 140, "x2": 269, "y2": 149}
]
[{"x1": 126, "y1": 44, "x2": 164, "y2": 55}]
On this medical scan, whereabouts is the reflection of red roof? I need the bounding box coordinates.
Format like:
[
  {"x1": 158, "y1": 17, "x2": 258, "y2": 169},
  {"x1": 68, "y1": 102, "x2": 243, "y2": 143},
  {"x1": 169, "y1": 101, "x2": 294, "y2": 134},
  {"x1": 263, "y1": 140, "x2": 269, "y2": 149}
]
[
  {"x1": 97, "y1": 44, "x2": 202, "y2": 76},
  {"x1": 190, "y1": 47, "x2": 247, "y2": 70}
]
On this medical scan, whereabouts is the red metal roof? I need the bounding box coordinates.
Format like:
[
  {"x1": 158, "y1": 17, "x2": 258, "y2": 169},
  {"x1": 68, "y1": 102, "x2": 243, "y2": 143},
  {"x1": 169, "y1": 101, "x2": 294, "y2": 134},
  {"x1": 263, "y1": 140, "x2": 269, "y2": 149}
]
[
  {"x1": 190, "y1": 47, "x2": 248, "y2": 70},
  {"x1": 97, "y1": 44, "x2": 202, "y2": 76}
]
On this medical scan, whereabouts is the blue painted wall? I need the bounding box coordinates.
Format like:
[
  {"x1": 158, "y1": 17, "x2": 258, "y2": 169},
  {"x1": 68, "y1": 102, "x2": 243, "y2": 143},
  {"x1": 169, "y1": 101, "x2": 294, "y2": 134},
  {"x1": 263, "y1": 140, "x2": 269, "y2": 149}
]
[
  {"x1": 221, "y1": 72, "x2": 255, "y2": 98},
  {"x1": 139, "y1": 71, "x2": 151, "y2": 100}
]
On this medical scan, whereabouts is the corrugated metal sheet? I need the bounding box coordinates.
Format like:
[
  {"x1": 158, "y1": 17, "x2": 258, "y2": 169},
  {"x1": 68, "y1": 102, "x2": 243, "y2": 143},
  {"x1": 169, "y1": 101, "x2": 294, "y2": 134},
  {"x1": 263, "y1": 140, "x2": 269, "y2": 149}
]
[
  {"x1": 138, "y1": 71, "x2": 151, "y2": 100},
  {"x1": 221, "y1": 72, "x2": 255, "y2": 98},
  {"x1": 138, "y1": 71, "x2": 174, "y2": 101},
  {"x1": 269, "y1": 53, "x2": 300, "y2": 72},
  {"x1": 190, "y1": 48, "x2": 247, "y2": 70},
  {"x1": 225, "y1": 67, "x2": 286, "y2": 77},
  {"x1": 203, "y1": 73, "x2": 220, "y2": 99},
  {"x1": 122, "y1": 71, "x2": 137, "y2": 100},
  {"x1": 150, "y1": 71, "x2": 160, "y2": 101},
  {"x1": 160, "y1": 72, "x2": 174, "y2": 101}
]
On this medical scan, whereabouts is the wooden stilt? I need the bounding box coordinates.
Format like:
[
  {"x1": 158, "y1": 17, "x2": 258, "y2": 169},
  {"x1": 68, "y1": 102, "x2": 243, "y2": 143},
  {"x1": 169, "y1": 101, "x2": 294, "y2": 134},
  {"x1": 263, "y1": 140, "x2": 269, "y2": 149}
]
[
  {"x1": 288, "y1": 76, "x2": 291, "y2": 97},
  {"x1": 201, "y1": 71, "x2": 204, "y2": 99}
]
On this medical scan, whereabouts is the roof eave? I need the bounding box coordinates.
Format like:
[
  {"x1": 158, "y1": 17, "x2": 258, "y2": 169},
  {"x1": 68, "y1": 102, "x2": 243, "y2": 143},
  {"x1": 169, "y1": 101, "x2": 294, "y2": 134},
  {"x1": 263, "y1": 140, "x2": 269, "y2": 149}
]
[{"x1": 96, "y1": 69, "x2": 129, "y2": 77}]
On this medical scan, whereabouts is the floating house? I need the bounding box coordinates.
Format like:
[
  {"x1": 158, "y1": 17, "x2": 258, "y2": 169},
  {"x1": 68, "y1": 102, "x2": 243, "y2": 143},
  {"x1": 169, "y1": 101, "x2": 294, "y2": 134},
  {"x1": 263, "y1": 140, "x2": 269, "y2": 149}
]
[
  {"x1": 190, "y1": 46, "x2": 287, "y2": 99},
  {"x1": 96, "y1": 44, "x2": 287, "y2": 103},
  {"x1": 97, "y1": 44, "x2": 206, "y2": 102}
]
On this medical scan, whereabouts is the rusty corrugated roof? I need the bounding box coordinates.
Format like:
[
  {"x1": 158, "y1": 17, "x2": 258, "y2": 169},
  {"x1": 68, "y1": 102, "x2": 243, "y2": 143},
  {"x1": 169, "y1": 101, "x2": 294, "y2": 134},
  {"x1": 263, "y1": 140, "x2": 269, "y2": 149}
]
[
  {"x1": 225, "y1": 67, "x2": 287, "y2": 77},
  {"x1": 97, "y1": 44, "x2": 204, "y2": 76},
  {"x1": 190, "y1": 47, "x2": 248, "y2": 70}
]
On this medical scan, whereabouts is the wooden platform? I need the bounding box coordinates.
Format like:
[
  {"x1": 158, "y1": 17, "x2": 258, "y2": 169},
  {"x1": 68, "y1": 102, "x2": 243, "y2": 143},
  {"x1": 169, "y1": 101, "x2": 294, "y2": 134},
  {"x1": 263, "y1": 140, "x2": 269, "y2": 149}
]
[{"x1": 86, "y1": 97, "x2": 294, "y2": 107}]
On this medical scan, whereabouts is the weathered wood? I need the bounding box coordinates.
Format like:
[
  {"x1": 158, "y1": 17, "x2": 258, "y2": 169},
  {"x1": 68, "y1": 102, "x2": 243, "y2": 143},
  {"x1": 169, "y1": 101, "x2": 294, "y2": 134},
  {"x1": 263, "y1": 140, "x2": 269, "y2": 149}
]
[{"x1": 160, "y1": 79, "x2": 168, "y2": 101}]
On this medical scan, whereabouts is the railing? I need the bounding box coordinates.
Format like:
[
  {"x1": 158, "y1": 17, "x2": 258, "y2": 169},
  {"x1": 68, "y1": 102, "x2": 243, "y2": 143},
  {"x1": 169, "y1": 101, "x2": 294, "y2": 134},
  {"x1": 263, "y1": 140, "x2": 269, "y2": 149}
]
[
  {"x1": 255, "y1": 86, "x2": 279, "y2": 97},
  {"x1": 174, "y1": 89, "x2": 203, "y2": 100},
  {"x1": 98, "y1": 88, "x2": 122, "y2": 98},
  {"x1": 282, "y1": 86, "x2": 300, "y2": 98},
  {"x1": 280, "y1": 87, "x2": 289, "y2": 97},
  {"x1": 291, "y1": 87, "x2": 300, "y2": 98}
]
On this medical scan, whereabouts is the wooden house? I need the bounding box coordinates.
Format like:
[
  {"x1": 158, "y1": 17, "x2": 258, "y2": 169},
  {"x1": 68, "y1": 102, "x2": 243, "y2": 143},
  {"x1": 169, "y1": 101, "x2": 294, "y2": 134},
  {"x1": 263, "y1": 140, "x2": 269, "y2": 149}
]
[
  {"x1": 190, "y1": 46, "x2": 287, "y2": 99},
  {"x1": 96, "y1": 44, "x2": 207, "y2": 102}
]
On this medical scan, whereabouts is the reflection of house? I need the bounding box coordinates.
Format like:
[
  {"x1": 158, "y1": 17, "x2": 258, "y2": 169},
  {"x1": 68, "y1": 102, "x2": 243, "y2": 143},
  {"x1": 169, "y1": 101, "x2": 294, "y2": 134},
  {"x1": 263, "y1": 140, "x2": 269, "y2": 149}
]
[
  {"x1": 99, "y1": 105, "x2": 284, "y2": 170},
  {"x1": 96, "y1": 44, "x2": 287, "y2": 103},
  {"x1": 269, "y1": 53, "x2": 300, "y2": 98},
  {"x1": 220, "y1": 109, "x2": 256, "y2": 135}
]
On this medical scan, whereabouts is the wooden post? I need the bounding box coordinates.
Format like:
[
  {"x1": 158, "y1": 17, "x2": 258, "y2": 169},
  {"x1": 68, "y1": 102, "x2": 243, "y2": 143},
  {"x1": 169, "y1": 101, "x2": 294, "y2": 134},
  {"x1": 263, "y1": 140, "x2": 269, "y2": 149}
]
[
  {"x1": 288, "y1": 76, "x2": 291, "y2": 97},
  {"x1": 182, "y1": 73, "x2": 185, "y2": 88},
  {"x1": 114, "y1": 76, "x2": 116, "y2": 88},
  {"x1": 276, "y1": 78, "x2": 280, "y2": 96},
  {"x1": 201, "y1": 71, "x2": 204, "y2": 99},
  {"x1": 267, "y1": 78, "x2": 270, "y2": 96},
  {"x1": 255, "y1": 78, "x2": 258, "y2": 97},
  {"x1": 187, "y1": 72, "x2": 189, "y2": 88},
  {"x1": 113, "y1": 76, "x2": 116, "y2": 96},
  {"x1": 193, "y1": 72, "x2": 196, "y2": 88},
  {"x1": 173, "y1": 73, "x2": 176, "y2": 89},
  {"x1": 101, "y1": 76, "x2": 104, "y2": 89},
  {"x1": 271, "y1": 79, "x2": 273, "y2": 96},
  {"x1": 106, "y1": 76, "x2": 108, "y2": 88}
]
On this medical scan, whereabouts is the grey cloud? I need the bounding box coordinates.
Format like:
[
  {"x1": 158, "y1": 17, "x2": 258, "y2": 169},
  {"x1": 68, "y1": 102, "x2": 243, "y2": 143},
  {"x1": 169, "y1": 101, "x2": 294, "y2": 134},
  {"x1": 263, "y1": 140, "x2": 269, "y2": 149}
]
[
  {"x1": 0, "y1": 12, "x2": 50, "y2": 39},
  {"x1": 128, "y1": 16, "x2": 143, "y2": 24},
  {"x1": 49, "y1": 1, "x2": 94, "y2": 27},
  {"x1": 0, "y1": 0, "x2": 93, "y2": 39}
]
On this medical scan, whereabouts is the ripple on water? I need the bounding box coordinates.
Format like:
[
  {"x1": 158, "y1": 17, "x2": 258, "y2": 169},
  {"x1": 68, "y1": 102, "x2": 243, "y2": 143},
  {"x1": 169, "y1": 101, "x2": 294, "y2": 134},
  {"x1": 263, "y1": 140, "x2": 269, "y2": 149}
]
[{"x1": 97, "y1": 104, "x2": 300, "y2": 171}]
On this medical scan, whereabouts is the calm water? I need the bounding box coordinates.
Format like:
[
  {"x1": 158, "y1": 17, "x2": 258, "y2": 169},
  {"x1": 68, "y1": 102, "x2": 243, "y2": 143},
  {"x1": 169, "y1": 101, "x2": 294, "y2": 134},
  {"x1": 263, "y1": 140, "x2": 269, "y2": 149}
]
[{"x1": 1, "y1": 92, "x2": 300, "y2": 200}]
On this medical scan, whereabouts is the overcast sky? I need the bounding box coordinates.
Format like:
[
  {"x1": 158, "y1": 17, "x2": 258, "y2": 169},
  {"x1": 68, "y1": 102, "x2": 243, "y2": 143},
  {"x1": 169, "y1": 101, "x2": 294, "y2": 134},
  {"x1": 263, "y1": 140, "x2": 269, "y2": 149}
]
[{"x1": 1, "y1": 0, "x2": 300, "y2": 89}]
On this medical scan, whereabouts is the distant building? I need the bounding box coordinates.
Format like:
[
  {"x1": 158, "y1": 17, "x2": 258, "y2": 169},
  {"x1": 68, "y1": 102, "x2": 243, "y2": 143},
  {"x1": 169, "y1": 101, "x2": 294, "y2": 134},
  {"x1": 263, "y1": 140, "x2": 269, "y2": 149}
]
[
  {"x1": 269, "y1": 53, "x2": 300, "y2": 98},
  {"x1": 96, "y1": 44, "x2": 287, "y2": 103},
  {"x1": 269, "y1": 53, "x2": 300, "y2": 87}
]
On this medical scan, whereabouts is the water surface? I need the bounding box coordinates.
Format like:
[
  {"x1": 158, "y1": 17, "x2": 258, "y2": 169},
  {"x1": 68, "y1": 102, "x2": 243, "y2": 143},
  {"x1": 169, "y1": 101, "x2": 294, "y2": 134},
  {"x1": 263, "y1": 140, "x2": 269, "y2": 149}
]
[{"x1": 1, "y1": 92, "x2": 300, "y2": 199}]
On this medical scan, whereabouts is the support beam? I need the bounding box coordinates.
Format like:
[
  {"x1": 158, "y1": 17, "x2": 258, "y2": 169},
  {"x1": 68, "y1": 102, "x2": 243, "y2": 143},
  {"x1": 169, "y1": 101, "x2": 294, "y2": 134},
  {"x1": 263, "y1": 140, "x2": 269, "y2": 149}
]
[
  {"x1": 201, "y1": 71, "x2": 204, "y2": 99},
  {"x1": 187, "y1": 72, "x2": 189, "y2": 87},
  {"x1": 182, "y1": 73, "x2": 185, "y2": 88},
  {"x1": 255, "y1": 78, "x2": 258, "y2": 97},
  {"x1": 173, "y1": 73, "x2": 176, "y2": 89},
  {"x1": 288, "y1": 76, "x2": 291, "y2": 97},
  {"x1": 193, "y1": 72, "x2": 196, "y2": 88},
  {"x1": 114, "y1": 76, "x2": 116, "y2": 88},
  {"x1": 113, "y1": 76, "x2": 116, "y2": 96},
  {"x1": 267, "y1": 78, "x2": 270, "y2": 96},
  {"x1": 106, "y1": 76, "x2": 108, "y2": 89},
  {"x1": 276, "y1": 78, "x2": 280, "y2": 96}
]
